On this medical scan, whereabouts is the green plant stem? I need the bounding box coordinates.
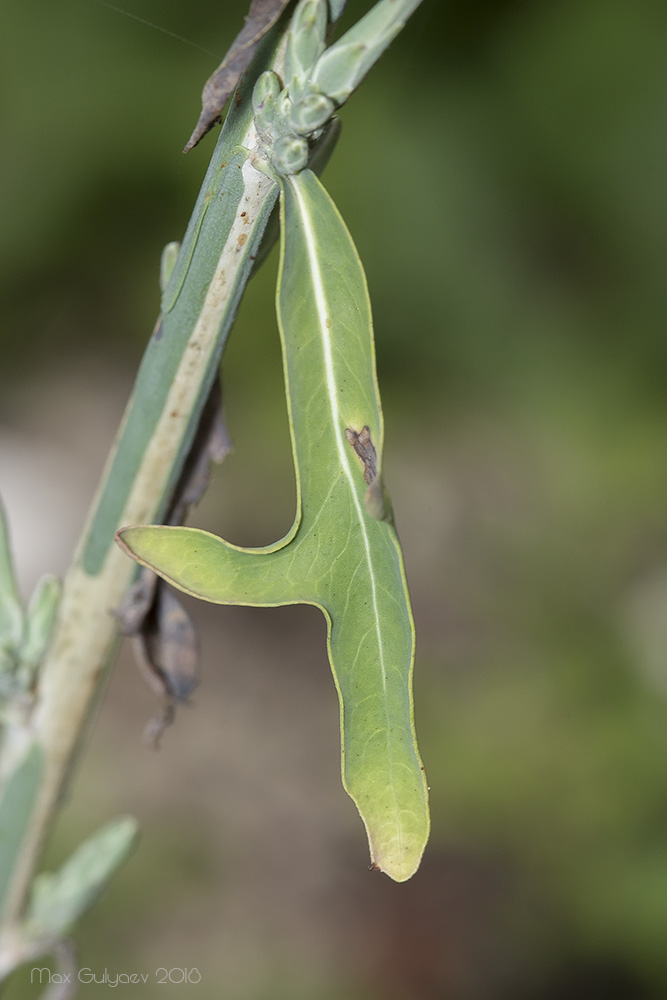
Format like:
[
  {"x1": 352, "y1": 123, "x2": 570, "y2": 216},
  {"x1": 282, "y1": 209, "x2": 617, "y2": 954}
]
[{"x1": 0, "y1": 25, "x2": 288, "y2": 939}]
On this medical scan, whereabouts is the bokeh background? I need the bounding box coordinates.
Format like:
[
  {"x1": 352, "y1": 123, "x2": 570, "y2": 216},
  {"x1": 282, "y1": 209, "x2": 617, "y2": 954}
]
[{"x1": 2, "y1": 0, "x2": 667, "y2": 997}]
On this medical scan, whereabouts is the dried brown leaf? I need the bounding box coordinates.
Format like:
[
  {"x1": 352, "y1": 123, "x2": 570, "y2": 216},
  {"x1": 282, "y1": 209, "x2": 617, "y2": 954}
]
[{"x1": 184, "y1": 0, "x2": 292, "y2": 152}]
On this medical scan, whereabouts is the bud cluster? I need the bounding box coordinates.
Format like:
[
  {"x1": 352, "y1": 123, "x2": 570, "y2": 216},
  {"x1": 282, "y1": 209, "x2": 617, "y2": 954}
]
[
  {"x1": 252, "y1": 0, "x2": 335, "y2": 175},
  {"x1": 251, "y1": 0, "x2": 422, "y2": 176}
]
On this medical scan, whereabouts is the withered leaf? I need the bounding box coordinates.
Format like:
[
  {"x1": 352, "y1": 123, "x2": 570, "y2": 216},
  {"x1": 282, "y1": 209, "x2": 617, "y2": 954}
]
[
  {"x1": 134, "y1": 582, "x2": 199, "y2": 704},
  {"x1": 116, "y1": 379, "x2": 230, "y2": 742},
  {"x1": 184, "y1": 0, "x2": 292, "y2": 152},
  {"x1": 133, "y1": 582, "x2": 199, "y2": 748}
]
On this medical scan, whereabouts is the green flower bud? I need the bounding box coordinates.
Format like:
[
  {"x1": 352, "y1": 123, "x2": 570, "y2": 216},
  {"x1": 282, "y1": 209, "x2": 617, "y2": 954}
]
[
  {"x1": 274, "y1": 87, "x2": 294, "y2": 130},
  {"x1": 252, "y1": 71, "x2": 281, "y2": 135},
  {"x1": 289, "y1": 93, "x2": 335, "y2": 135},
  {"x1": 272, "y1": 135, "x2": 309, "y2": 175}
]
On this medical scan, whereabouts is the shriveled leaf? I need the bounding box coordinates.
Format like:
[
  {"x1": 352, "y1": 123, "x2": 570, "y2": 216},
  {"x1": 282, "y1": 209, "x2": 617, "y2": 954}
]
[
  {"x1": 184, "y1": 0, "x2": 292, "y2": 152},
  {"x1": 116, "y1": 381, "x2": 228, "y2": 739},
  {"x1": 117, "y1": 170, "x2": 429, "y2": 881},
  {"x1": 141, "y1": 585, "x2": 199, "y2": 703},
  {"x1": 132, "y1": 582, "x2": 199, "y2": 749}
]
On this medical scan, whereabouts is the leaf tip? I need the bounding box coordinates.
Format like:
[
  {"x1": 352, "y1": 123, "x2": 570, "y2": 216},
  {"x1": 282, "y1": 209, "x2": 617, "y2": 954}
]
[
  {"x1": 114, "y1": 526, "x2": 132, "y2": 554},
  {"x1": 114, "y1": 525, "x2": 148, "y2": 565},
  {"x1": 370, "y1": 851, "x2": 424, "y2": 883},
  {"x1": 364, "y1": 806, "x2": 430, "y2": 883},
  {"x1": 183, "y1": 111, "x2": 220, "y2": 154}
]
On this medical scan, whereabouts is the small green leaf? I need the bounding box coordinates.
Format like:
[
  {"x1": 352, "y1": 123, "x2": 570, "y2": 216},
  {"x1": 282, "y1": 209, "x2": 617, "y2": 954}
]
[
  {"x1": 0, "y1": 744, "x2": 44, "y2": 914},
  {"x1": 0, "y1": 496, "x2": 24, "y2": 659},
  {"x1": 20, "y1": 575, "x2": 61, "y2": 672},
  {"x1": 118, "y1": 170, "x2": 429, "y2": 881},
  {"x1": 312, "y1": 0, "x2": 424, "y2": 104},
  {"x1": 159, "y1": 242, "x2": 181, "y2": 294},
  {"x1": 26, "y1": 816, "x2": 139, "y2": 938},
  {"x1": 328, "y1": 0, "x2": 347, "y2": 20},
  {"x1": 284, "y1": 0, "x2": 328, "y2": 96},
  {"x1": 310, "y1": 42, "x2": 367, "y2": 103}
]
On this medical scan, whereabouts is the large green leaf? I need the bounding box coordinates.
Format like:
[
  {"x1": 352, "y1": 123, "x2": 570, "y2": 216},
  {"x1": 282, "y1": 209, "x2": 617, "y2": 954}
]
[{"x1": 118, "y1": 169, "x2": 429, "y2": 881}]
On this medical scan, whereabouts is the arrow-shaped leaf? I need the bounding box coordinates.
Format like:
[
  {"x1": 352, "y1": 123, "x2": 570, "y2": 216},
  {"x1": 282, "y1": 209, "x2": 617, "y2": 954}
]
[{"x1": 117, "y1": 169, "x2": 429, "y2": 881}]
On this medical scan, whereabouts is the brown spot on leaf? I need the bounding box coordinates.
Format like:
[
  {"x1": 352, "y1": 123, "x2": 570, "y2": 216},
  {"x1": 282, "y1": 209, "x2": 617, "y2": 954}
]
[
  {"x1": 238, "y1": 233, "x2": 248, "y2": 247},
  {"x1": 345, "y1": 425, "x2": 378, "y2": 485}
]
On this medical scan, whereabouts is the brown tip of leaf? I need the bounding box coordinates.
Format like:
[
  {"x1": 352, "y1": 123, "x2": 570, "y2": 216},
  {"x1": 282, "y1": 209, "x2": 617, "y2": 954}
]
[
  {"x1": 143, "y1": 703, "x2": 176, "y2": 750},
  {"x1": 182, "y1": 0, "x2": 292, "y2": 152},
  {"x1": 183, "y1": 111, "x2": 221, "y2": 153}
]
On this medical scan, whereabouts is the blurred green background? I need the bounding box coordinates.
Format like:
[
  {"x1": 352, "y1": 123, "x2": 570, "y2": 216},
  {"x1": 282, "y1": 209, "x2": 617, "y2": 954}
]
[{"x1": 2, "y1": 0, "x2": 667, "y2": 997}]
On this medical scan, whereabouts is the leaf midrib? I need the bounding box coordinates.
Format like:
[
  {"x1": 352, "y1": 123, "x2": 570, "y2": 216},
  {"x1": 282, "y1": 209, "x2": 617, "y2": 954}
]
[
  {"x1": 288, "y1": 175, "x2": 388, "y2": 684},
  {"x1": 287, "y1": 173, "x2": 405, "y2": 859}
]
